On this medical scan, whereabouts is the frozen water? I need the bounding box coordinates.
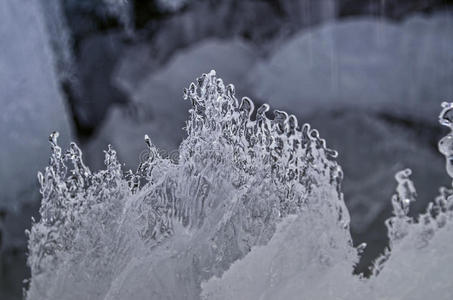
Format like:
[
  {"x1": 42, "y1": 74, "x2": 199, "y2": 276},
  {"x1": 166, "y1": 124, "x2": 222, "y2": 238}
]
[
  {"x1": 246, "y1": 13, "x2": 453, "y2": 269},
  {"x1": 0, "y1": 0, "x2": 72, "y2": 231},
  {"x1": 26, "y1": 71, "x2": 453, "y2": 299},
  {"x1": 85, "y1": 39, "x2": 256, "y2": 170},
  {"x1": 26, "y1": 71, "x2": 351, "y2": 299},
  {"x1": 202, "y1": 105, "x2": 453, "y2": 300},
  {"x1": 0, "y1": 0, "x2": 72, "y2": 297}
]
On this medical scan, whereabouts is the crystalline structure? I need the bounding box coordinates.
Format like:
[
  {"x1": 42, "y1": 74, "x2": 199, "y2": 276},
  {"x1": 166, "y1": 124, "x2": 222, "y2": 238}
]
[
  {"x1": 26, "y1": 71, "x2": 453, "y2": 300},
  {"x1": 202, "y1": 103, "x2": 453, "y2": 300},
  {"x1": 86, "y1": 39, "x2": 257, "y2": 170},
  {"x1": 245, "y1": 13, "x2": 453, "y2": 268},
  {"x1": 26, "y1": 71, "x2": 353, "y2": 299}
]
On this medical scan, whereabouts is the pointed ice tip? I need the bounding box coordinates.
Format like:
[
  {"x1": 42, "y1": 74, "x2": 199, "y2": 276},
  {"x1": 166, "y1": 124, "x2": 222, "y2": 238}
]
[
  {"x1": 439, "y1": 101, "x2": 453, "y2": 128},
  {"x1": 226, "y1": 84, "x2": 235, "y2": 96},
  {"x1": 357, "y1": 242, "x2": 367, "y2": 251},
  {"x1": 395, "y1": 168, "x2": 412, "y2": 181},
  {"x1": 49, "y1": 131, "x2": 59, "y2": 146},
  {"x1": 441, "y1": 101, "x2": 452, "y2": 108},
  {"x1": 144, "y1": 134, "x2": 152, "y2": 148},
  {"x1": 37, "y1": 172, "x2": 44, "y2": 186}
]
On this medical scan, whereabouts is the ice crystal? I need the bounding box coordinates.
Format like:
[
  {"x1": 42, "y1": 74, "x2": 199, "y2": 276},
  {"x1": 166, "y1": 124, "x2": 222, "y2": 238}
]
[
  {"x1": 203, "y1": 101, "x2": 453, "y2": 299},
  {"x1": 26, "y1": 71, "x2": 453, "y2": 300},
  {"x1": 26, "y1": 71, "x2": 350, "y2": 299}
]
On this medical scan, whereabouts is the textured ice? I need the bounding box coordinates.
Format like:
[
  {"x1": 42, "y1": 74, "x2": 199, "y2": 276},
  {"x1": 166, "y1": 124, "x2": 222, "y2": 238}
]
[
  {"x1": 26, "y1": 71, "x2": 352, "y2": 299},
  {"x1": 26, "y1": 71, "x2": 453, "y2": 299},
  {"x1": 85, "y1": 39, "x2": 256, "y2": 170},
  {"x1": 246, "y1": 13, "x2": 453, "y2": 268},
  {"x1": 202, "y1": 171, "x2": 453, "y2": 300},
  {"x1": 202, "y1": 108, "x2": 453, "y2": 300}
]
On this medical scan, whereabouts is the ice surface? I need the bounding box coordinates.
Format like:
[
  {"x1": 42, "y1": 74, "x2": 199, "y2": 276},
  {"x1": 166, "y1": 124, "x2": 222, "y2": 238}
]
[
  {"x1": 246, "y1": 13, "x2": 453, "y2": 269},
  {"x1": 27, "y1": 70, "x2": 453, "y2": 299},
  {"x1": 85, "y1": 39, "x2": 257, "y2": 170},
  {"x1": 0, "y1": 0, "x2": 72, "y2": 234},
  {"x1": 26, "y1": 71, "x2": 352, "y2": 299},
  {"x1": 0, "y1": 1, "x2": 72, "y2": 297},
  {"x1": 26, "y1": 71, "x2": 453, "y2": 299},
  {"x1": 304, "y1": 109, "x2": 449, "y2": 271},
  {"x1": 202, "y1": 137, "x2": 453, "y2": 300}
]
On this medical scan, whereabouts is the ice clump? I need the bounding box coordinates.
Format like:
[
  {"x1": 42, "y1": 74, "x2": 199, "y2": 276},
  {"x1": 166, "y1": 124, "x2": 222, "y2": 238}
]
[
  {"x1": 85, "y1": 39, "x2": 256, "y2": 170},
  {"x1": 26, "y1": 71, "x2": 353, "y2": 299},
  {"x1": 246, "y1": 13, "x2": 453, "y2": 269},
  {"x1": 26, "y1": 71, "x2": 453, "y2": 300},
  {"x1": 202, "y1": 103, "x2": 453, "y2": 300}
]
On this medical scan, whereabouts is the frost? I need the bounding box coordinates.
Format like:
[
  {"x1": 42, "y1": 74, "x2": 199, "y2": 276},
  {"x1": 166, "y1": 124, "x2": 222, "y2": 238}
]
[{"x1": 26, "y1": 71, "x2": 453, "y2": 299}]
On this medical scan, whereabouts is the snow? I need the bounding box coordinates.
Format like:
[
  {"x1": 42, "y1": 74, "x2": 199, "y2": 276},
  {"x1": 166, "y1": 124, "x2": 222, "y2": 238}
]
[{"x1": 202, "y1": 167, "x2": 453, "y2": 300}]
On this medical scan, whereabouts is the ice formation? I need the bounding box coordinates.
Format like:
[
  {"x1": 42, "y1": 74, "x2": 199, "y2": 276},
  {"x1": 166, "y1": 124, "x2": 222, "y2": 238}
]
[
  {"x1": 0, "y1": 0, "x2": 72, "y2": 211},
  {"x1": 26, "y1": 72, "x2": 453, "y2": 299},
  {"x1": 202, "y1": 102, "x2": 453, "y2": 300},
  {"x1": 244, "y1": 13, "x2": 453, "y2": 265},
  {"x1": 86, "y1": 39, "x2": 256, "y2": 170},
  {"x1": 0, "y1": 1, "x2": 72, "y2": 297},
  {"x1": 0, "y1": 0, "x2": 72, "y2": 256}
]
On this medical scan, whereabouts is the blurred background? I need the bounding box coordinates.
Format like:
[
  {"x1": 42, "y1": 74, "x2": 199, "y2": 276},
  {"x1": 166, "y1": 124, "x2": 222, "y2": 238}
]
[{"x1": 1, "y1": 0, "x2": 453, "y2": 299}]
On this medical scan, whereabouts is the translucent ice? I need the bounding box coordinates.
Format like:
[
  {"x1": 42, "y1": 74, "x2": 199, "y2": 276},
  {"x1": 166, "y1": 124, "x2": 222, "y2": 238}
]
[
  {"x1": 85, "y1": 39, "x2": 257, "y2": 170},
  {"x1": 0, "y1": 0, "x2": 72, "y2": 244},
  {"x1": 26, "y1": 72, "x2": 453, "y2": 300},
  {"x1": 202, "y1": 103, "x2": 453, "y2": 300},
  {"x1": 26, "y1": 71, "x2": 351, "y2": 299}
]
